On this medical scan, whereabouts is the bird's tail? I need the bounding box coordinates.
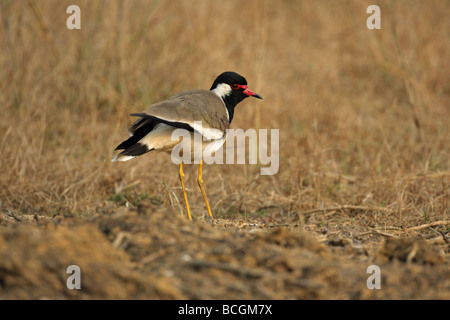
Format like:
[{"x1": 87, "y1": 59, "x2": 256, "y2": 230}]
[
  {"x1": 111, "y1": 141, "x2": 151, "y2": 162},
  {"x1": 111, "y1": 154, "x2": 135, "y2": 162}
]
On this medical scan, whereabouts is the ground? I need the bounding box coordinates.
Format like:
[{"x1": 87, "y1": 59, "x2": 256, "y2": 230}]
[{"x1": 1, "y1": 204, "x2": 448, "y2": 299}]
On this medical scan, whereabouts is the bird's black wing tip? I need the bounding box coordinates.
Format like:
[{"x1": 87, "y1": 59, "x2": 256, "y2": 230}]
[{"x1": 130, "y1": 113, "x2": 151, "y2": 118}]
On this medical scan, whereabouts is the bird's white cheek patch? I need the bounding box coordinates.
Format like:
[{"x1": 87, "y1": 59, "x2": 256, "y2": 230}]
[
  {"x1": 211, "y1": 83, "x2": 231, "y2": 121},
  {"x1": 211, "y1": 83, "x2": 232, "y2": 99}
]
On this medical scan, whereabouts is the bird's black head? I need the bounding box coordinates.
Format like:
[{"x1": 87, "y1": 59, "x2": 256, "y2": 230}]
[{"x1": 210, "y1": 71, "x2": 262, "y2": 123}]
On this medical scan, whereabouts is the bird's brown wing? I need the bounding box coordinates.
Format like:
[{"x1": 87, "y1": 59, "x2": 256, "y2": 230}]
[{"x1": 130, "y1": 89, "x2": 230, "y2": 140}]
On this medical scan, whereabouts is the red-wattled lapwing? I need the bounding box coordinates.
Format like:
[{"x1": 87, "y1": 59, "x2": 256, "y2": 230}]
[{"x1": 112, "y1": 71, "x2": 262, "y2": 220}]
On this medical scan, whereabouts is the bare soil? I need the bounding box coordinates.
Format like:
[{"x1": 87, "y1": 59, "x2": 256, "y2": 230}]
[{"x1": 1, "y1": 204, "x2": 448, "y2": 300}]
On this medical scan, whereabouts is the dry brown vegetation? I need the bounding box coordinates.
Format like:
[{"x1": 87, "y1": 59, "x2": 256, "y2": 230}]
[{"x1": 0, "y1": 0, "x2": 449, "y2": 299}]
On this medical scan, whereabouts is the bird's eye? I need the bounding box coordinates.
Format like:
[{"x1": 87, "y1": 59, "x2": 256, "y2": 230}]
[{"x1": 231, "y1": 83, "x2": 239, "y2": 90}]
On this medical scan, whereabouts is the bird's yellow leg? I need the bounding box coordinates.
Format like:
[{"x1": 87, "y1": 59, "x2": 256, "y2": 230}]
[
  {"x1": 197, "y1": 160, "x2": 213, "y2": 220},
  {"x1": 179, "y1": 161, "x2": 192, "y2": 220}
]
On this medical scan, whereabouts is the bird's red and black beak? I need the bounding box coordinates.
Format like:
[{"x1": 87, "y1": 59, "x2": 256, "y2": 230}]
[
  {"x1": 231, "y1": 83, "x2": 263, "y2": 99},
  {"x1": 243, "y1": 87, "x2": 263, "y2": 99},
  {"x1": 236, "y1": 84, "x2": 262, "y2": 99}
]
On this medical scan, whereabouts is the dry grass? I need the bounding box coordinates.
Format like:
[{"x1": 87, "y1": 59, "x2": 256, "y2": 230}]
[{"x1": 0, "y1": 0, "x2": 449, "y2": 233}]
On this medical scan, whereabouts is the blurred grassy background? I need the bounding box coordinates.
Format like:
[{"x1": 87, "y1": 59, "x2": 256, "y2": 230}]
[{"x1": 0, "y1": 0, "x2": 448, "y2": 227}]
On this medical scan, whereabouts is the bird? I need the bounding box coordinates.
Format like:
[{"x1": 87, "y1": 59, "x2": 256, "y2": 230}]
[{"x1": 112, "y1": 71, "x2": 262, "y2": 220}]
